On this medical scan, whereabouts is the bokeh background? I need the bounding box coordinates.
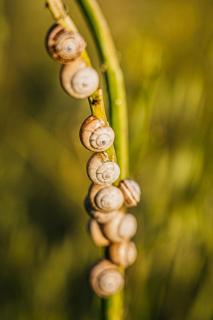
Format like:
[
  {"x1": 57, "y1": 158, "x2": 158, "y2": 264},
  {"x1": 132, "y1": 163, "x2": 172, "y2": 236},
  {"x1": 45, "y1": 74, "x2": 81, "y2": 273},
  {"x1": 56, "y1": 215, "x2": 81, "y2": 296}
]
[{"x1": 0, "y1": 0, "x2": 212, "y2": 319}]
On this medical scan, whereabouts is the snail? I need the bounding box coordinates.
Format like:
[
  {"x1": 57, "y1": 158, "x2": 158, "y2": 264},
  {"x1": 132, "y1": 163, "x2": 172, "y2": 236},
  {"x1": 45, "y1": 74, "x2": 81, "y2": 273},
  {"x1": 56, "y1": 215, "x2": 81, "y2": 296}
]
[
  {"x1": 90, "y1": 259, "x2": 124, "y2": 297},
  {"x1": 60, "y1": 58, "x2": 99, "y2": 99},
  {"x1": 119, "y1": 179, "x2": 141, "y2": 207},
  {"x1": 80, "y1": 115, "x2": 115, "y2": 152},
  {"x1": 87, "y1": 153, "x2": 120, "y2": 185},
  {"x1": 46, "y1": 24, "x2": 86, "y2": 63},
  {"x1": 108, "y1": 241, "x2": 137, "y2": 268},
  {"x1": 102, "y1": 211, "x2": 137, "y2": 242},
  {"x1": 89, "y1": 184, "x2": 124, "y2": 213},
  {"x1": 88, "y1": 219, "x2": 110, "y2": 247}
]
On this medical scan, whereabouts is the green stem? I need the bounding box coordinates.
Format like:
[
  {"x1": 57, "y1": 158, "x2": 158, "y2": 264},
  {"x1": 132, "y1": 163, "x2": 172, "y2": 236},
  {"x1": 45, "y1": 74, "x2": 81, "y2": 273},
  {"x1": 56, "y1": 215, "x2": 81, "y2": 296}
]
[
  {"x1": 77, "y1": 0, "x2": 129, "y2": 179},
  {"x1": 46, "y1": 1, "x2": 129, "y2": 319},
  {"x1": 77, "y1": 1, "x2": 129, "y2": 319},
  {"x1": 45, "y1": 0, "x2": 116, "y2": 161},
  {"x1": 101, "y1": 290, "x2": 124, "y2": 320}
]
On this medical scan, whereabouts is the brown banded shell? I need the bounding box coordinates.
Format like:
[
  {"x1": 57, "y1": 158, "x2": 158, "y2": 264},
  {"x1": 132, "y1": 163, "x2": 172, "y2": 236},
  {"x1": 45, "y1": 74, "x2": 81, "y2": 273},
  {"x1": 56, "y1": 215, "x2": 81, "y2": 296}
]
[
  {"x1": 88, "y1": 219, "x2": 110, "y2": 247},
  {"x1": 80, "y1": 116, "x2": 115, "y2": 152},
  {"x1": 60, "y1": 58, "x2": 99, "y2": 99},
  {"x1": 89, "y1": 184, "x2": 124, "y2": 213},
  {"x1": 90, "y1": 260, "x2": 124, "y2": 297},
  {"x1": 109, "y1": 241, "x2": 137, "y2": 268},
  {"x1": 119, "y1": 179, "x2": 141, "y2": 207},
  {"x1": 46, "y1": 24, "x2": 86, "y2": 63},
  {"x1": 87, "y1": 153, "x2": 120, "y2": 185},
  {"x1": 102, "y1": 211, "x2": 137, "y2": 242}
]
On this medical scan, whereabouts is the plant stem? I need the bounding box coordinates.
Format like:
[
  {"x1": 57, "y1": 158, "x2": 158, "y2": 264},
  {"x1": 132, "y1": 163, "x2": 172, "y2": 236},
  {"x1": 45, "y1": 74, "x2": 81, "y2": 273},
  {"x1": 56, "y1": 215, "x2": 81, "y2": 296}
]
[
  {"x1": 46, "y1": 1, "x2": 129, "y2": 319},
  {"x1": 77, "y1": 0, "x2": 129, "y2": 179},
  {"x1": 77, "y1": 1, "x2": 129, "y2": 319},
  {"x1": 45, "y1": 0, "x2": 115, "y2": 161}
]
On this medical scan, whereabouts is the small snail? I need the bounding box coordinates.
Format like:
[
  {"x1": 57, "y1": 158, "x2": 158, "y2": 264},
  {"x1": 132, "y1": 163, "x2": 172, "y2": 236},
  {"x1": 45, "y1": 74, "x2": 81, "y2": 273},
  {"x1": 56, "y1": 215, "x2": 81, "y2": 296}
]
[
  {"x1": 90, "y1": 259, "x2": 124, "y2": 297},
  {"x1": 89, "y1": 184, "x2": 124, "y2": 213},
  {"x1": 46, "y1": 24, "x2": 86, "y2": 63},
  {"x1": 88, "y1": 219, "x2": 110, "y2": 247},
  {"x1": 60, "y1": 58, "x2": 99, "y2": 99},
  {"x1": 108, "y1": 241, "x2": 137, "y2": 268},
  {"x1": 102, "y1": 211, "x2": 137, "y2": 242},
  {"x1": 80, "y1": 116, "x2": 115, "y2": 152},
  {"x1": 87, "y1": 153, "x2": 120, "y2": 185},
  {"x1": 119, "y1": 179, "x2": 141, "y2": 207}
]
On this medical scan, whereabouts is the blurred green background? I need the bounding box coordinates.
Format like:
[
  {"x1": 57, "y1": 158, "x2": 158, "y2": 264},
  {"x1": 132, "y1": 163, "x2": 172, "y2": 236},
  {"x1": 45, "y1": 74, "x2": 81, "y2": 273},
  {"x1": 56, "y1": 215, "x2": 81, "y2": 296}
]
[{"x1": 0, "y1": 0, "x2": 212, "y2": 319}]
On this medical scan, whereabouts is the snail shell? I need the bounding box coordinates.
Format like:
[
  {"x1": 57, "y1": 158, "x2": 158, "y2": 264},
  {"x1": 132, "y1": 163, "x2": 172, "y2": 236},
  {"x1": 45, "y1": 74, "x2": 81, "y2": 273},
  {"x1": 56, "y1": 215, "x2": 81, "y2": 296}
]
[
  {"x1": 90, "y1": 260, "x2": 124, "y2": 297},
  {"x1": 88, "y1": 219, "x2": 110, "y2": 247},
  {"x1": 80, "y1": 116, "x2": 115, "y2": 152},
  {"x1": 119, "y1": 179, "x2": 141, "y2": 207},
  {"x1": 60, "y1": 58, "x2": 99, "y2": 99},
  {"x1": 87, "y1": 153, "x2": 120, "y2": 185},
  {"x1": 46, "y1": 24, "x2": 86, "y2": 63},
  {"x1": 89, "y1": 184, "x2": 124, "y2": 213},
  {"x1": 109, "y1": 241, "x2": 137, "y2": 268},
  {"x1": 102, "y1": 211, "x2": 137, "y2": 242}
]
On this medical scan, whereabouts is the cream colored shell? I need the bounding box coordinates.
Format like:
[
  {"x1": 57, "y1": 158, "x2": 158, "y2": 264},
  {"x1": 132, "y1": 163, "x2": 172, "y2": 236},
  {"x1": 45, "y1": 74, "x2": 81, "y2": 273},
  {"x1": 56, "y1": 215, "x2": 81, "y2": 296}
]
[
  {"x1": 80, "y1": 116, "x2": 115, "y2": 152},
  {"x1": 103, "y1": 211, "x2": 137, "y2": 242},
  {"x1": 46, "y1": 24, "x2": 86, "y2": 63},
  {"x1": 87, "y1": 153, "x2": 120, "y2": 185},
  {"x1": 60, "y1": 58, "x2": 99, "y2": 99},
  {"x1": 89, "y1": 184, "x2": 124, "y2": 212},
  {"x1": 119, "y1": 179, "x2": 141, "y2": 207},
  {"x1": 90, "y1": 260, "x2": 124, "y2": 297},
  {"x1": 88, "y1": 219, "x2": 110, "y2": 247},
  {"x1": 109, "y1": 241, "x2": 137, "y2": 268}
]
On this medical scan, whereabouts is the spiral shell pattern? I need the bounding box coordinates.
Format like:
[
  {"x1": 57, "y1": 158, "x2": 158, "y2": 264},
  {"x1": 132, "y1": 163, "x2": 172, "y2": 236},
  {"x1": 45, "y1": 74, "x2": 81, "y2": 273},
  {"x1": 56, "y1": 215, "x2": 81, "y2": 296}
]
[
  {"x1": 80, "y1": 116, "x2": 114, "y2": 152},
  {"x1": 87, "y1": 153, "x2": 120, "y2": 185},
  {"x1": 72, "y1": 67, "x2": 99, "y2": 98},
  {"x1": 89, "y1": 184, "x2": 124, "y2": 212},
  {"x1": 60, "y1": 59, "x2": 99, "y2": 99},
  {"x1": 90, "y1": 260, "x2": 124, "y2": 297},
  {"x1": 46, "y1": 24, "x2": 86, "y2": 63}
]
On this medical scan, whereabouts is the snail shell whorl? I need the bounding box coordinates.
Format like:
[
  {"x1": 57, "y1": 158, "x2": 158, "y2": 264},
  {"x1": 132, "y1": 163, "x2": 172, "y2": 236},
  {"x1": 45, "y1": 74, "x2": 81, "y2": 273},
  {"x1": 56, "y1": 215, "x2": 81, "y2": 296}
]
[
  {"x1": 87, "y1": 153, "x2": 120, "y2": 185},
  {"x1": 88, "y1": 219, "x2": 110, "y2": 247},
  {"x1": 119, "y1": 179, "x2": 141, "y2": 207},
  {"x1": 103, "y1": 212, "x2": 137, "y2": 242},
  {"x1": 109, "y1": 241, "x2": 137, "y2": 268},
  {"x1": 89, "y1": 184, "x2": 124, "y2": 212},
  {"x1": 46, "y1": 24, "x2": 86, "y2": 63},
  {"x1": 60, "y1": 59, "x2": 99, "y2": 99},
  {"x1": 90, "y1": 260, "x2": 124, "y2": 297},
  {"x1": 80, "y1": 116, "x2": 115, "y2": 152}
]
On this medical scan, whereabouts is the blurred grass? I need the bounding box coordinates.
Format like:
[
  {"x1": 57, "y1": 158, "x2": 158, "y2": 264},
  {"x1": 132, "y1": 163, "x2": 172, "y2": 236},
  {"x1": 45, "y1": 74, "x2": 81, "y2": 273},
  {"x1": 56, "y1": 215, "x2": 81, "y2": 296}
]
[{"x1": 0, "y1": 0, "x2": 212, "y2": 319}]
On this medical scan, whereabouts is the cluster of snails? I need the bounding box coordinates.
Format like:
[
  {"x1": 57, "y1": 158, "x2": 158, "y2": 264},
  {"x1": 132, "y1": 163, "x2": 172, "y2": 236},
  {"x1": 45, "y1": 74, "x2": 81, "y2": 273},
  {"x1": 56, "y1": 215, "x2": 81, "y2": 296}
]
[
  {"x1": 46, "y1": 23, "x2": 141, "y2": 298},
  {"x1": 46, "y1": 24, "x2": 99, "y2": 99},
  {"x1": 81, "y1": 120, "x2": 141, "y2": 297}
]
